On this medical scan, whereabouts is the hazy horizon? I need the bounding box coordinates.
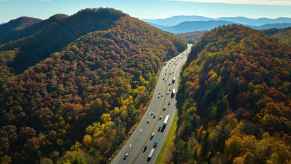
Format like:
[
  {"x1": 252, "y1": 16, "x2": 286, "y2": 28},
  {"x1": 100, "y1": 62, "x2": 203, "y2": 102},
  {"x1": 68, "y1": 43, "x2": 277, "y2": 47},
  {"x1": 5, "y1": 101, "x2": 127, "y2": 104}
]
[{"x1": 1, "y1": 0, "x2": 291, "y2": 23}]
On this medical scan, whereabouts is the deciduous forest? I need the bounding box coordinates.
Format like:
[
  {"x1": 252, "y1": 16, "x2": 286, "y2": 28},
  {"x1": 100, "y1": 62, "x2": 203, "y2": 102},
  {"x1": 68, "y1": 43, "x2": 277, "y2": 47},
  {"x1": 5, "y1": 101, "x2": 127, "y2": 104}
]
[
  {"x1": 0, "y1": 8, "x2": 186, "y2": 163},
  {"x1": 175, "y1": 25, "x2": 291, "y2": 164}
]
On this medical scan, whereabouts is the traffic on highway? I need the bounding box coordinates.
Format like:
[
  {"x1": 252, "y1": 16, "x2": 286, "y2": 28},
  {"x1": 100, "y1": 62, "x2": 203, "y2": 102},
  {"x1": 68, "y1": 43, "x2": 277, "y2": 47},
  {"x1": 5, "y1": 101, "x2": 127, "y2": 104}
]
[{"x1": 111, "y1": 44, "x2": 192, "y2": 164}]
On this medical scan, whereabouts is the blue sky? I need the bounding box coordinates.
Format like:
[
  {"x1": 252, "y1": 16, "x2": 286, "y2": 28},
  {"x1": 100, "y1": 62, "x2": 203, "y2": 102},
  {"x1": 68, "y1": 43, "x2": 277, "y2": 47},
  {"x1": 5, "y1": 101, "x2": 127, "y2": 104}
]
[{"x1": 1, "y1": 0, "x2": 291, "y2": 22}]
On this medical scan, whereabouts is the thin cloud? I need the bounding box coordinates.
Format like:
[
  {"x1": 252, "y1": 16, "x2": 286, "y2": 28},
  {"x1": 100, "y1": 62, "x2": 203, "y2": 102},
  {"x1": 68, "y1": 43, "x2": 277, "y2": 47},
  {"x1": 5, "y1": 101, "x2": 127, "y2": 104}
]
[{"x1": 169, "y1": 0, "x2": 291, "y2": 5}]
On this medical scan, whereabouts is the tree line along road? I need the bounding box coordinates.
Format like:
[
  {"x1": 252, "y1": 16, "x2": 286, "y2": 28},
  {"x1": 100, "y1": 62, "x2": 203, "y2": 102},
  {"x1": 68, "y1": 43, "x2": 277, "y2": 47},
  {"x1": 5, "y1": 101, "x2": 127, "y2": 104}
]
[{"x1": 111, "y1": 44, "x2": 192, "y2": 164}]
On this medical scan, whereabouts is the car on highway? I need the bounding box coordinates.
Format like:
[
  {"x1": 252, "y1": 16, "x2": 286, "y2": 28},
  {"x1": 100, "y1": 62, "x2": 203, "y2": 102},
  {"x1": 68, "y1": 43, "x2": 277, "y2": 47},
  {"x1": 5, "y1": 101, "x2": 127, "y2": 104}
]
[
  {"x1": 157, "y1": 126, "x2": 161, "y2": 132},
  {"x1": 150, "y1": 132, "x2": 155, "y2": 140},
  {"x1": 172, "y1": 77, "x2": 176, "y2": 84},
  {"x1": 153, "y1": 142, "x2": 158, "y2": 148},
  {"x1": 143, "y1": 146, "x2": 148, "y2": 153},
  {"x1": 123, "y1": 153, "x2": 129, "y2": 160},
  {"x1": 146, "y1": 119, "x2": 150, "y2": 124}
]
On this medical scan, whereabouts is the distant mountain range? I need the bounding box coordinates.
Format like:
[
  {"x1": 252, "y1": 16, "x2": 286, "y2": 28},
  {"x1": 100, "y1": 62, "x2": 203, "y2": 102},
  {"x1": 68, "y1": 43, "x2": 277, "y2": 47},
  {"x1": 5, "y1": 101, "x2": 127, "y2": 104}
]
[
  {"x1": 163, "y1": 20, "x2": 233, "y2": 33},
  {"x1": 145, "y1": 16, "x2": 291, "y2": 33},
  {"x1": 144, "y1": 15, "x2": 212, "y2": 27}
]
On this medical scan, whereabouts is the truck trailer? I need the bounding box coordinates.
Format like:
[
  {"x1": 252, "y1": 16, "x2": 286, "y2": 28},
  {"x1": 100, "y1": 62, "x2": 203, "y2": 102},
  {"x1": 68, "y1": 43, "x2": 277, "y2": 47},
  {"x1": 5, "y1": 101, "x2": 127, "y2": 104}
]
[
  {"x1": 160, "y1": 114, "x2": 170, "y2": 133},
  {"x1": 147, "y1": 148, "x2": 155, "y2": 162}
]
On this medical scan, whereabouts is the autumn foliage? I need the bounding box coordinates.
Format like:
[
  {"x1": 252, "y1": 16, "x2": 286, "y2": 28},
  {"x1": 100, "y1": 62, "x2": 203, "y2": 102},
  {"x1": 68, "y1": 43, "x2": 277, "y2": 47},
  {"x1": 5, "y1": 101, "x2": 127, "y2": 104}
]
[
  {"x1": 175, "y1": 25, "x2": 291, "y2": 164},
  {"x1": 0, "y1": 8, "x2": 186, "y2": 163}
]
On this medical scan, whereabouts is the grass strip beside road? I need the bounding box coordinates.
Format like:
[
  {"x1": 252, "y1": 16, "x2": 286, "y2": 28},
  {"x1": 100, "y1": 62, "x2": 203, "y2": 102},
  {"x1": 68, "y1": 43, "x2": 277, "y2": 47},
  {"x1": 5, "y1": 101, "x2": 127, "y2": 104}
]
[{"x1": 156, "y1": 113, "x2": 177, "y2": 164}]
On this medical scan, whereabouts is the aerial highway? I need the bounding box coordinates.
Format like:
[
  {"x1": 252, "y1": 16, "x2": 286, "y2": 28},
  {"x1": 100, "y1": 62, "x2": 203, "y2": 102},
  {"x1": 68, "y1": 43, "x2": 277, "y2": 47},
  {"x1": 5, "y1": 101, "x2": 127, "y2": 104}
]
[{"x1": 111, "y1": 44, "x2": 192, "y2": 164}]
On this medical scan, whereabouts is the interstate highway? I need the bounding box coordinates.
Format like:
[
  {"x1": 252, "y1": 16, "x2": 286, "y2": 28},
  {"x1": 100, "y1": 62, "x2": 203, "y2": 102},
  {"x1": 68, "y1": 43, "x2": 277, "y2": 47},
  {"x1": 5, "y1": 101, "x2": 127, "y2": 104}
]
[{"x1": 111, "y1": 44, "x2": 192, "y2": 164}]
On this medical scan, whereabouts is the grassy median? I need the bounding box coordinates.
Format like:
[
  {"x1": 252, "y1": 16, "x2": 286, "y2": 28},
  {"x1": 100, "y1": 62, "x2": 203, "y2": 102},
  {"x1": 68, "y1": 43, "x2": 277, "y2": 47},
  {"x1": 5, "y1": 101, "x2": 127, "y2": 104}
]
[{"x1": 156, "y1": 113, "x2": 178, "y2": 164}]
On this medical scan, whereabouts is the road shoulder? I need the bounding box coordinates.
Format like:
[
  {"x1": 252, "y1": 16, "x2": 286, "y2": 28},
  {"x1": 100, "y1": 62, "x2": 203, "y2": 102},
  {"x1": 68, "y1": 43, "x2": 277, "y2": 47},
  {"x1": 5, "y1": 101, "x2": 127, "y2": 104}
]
[{"x1": 155, "y1": 112, "x2": 177, "y2": 164}]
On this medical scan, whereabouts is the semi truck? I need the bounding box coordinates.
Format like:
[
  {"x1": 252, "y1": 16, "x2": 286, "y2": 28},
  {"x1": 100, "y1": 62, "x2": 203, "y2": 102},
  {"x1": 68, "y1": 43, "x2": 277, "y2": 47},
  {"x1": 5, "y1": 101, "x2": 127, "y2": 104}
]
[
  {"x1": 171, "y1": 89, "x2": 176, "y2": 98},
  {"x1": 147, "y1": 148, "x2": 155, "y2": 162},
  {"x1": 160, "y1": 114, "x2": 170, "y2": 133}
]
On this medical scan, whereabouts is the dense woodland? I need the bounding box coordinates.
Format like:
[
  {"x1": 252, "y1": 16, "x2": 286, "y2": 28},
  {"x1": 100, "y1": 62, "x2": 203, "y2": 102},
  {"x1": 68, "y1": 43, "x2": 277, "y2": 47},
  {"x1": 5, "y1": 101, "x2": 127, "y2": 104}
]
[
  {"x1": 175, "y1": 25, "x2": 291, "y2": 164},
  {"x1": 264, "y1": 27, "x2": 291, "y2": 46},
  {"x1": 0, "y1": 16, "x2": 42, "y2": 42},
  {"x1": 0, "y1": 8, "x2": 186, "y2": 163},
  {"x1": 0, "y1": 8, "x2": 127, "y2": 72}
]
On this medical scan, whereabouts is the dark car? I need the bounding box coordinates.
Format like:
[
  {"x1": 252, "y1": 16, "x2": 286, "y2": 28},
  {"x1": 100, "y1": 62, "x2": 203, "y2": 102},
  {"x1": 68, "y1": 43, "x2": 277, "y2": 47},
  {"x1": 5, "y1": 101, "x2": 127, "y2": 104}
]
[
  {"x1": 143, "y1": 146, "x2": 147, "y2": 152},
  {"x1": 153, "y1": 142, "x2": 158, "y2": 148},
  {"x1": 150, "y1": 132, "x2": 155, "y2": 140}
]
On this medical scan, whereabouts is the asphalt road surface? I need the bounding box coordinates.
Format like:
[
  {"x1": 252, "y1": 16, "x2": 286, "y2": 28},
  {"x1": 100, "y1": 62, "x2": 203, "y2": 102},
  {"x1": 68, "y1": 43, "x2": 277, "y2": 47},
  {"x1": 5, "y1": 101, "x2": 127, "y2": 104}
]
[{"x1": 111, "y1": 44, "x2": 192, "y2": 164}]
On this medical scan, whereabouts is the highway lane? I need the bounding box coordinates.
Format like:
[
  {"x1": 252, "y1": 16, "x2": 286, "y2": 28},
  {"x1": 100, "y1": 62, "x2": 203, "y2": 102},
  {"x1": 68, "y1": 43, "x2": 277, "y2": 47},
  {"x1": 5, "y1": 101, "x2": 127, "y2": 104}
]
[{"x1": 111, "y1": 44, "x2": 192, "y2": 164}]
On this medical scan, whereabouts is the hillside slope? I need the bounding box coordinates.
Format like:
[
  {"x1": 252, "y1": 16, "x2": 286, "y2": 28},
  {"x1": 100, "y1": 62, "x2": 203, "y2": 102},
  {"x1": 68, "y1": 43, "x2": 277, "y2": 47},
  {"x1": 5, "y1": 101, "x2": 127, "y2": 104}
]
[
  {"x1": 0, "y1": 8, "x2": 186, "y2": 163},
  {"x1": 264, "y1": 27, "x2": 291, "y2": 45},
  {"x1": 175, "y1": 25, "x2": 291, "y2": 163},
  {"x1": 0, "y1": 17, "x2": 42, "y2": 41},
  {"x1": 0, "y1": 8, "x2": 126, "y2": 73}
]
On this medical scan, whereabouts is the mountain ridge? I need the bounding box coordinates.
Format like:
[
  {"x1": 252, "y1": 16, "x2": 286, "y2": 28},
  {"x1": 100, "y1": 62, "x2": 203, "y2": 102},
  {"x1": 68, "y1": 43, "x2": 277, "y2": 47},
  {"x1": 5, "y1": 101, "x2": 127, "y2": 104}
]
[
  {"x1": 0, "y1": 8, "x2": 127, "y2": 72},
  {"x1": 146, "y1": 15, "x2": 291, "y2": 27},
  {"x1": 174, "y1": 24, "x2": 291, "y2": 163},
  {"x1": 163, "y1": 20, "x2": 234, "y2": 33},
  {"x1": 146, "y1": 15, "x2": 291, "y2": 33},
  {"x1": 0, "y1": 8, "x2": 186, "y2": 163}
]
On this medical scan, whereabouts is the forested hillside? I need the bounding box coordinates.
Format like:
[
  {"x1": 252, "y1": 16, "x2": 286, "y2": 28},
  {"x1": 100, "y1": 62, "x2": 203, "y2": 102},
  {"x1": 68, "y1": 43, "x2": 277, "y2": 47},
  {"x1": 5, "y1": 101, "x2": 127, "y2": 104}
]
[
  {"x1": 0, "y1": 8, "x2": 186, "y2": 163},
  {"x1": 175, "y1": 25, "x2": 291, "y2": 164},
  {"x1": 264, "y1": 27, "x2": 291, "y2": 46},
  {"x1": 0, "y1": 17, "x2": 42, "y2": 42},
  {"x1": 0, "y1": 8, "x2": 126, "y2": 72}
]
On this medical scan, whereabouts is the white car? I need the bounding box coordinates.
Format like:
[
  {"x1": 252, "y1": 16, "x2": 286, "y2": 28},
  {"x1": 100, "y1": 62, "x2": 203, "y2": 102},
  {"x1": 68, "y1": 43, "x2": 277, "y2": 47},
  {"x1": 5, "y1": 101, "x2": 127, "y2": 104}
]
[
  {"x1": 150, "y1": 132, "x2": 155, "y2": 140},
  {"x1": 123, "y1": 153, "x2": 129, "y2": 160}
]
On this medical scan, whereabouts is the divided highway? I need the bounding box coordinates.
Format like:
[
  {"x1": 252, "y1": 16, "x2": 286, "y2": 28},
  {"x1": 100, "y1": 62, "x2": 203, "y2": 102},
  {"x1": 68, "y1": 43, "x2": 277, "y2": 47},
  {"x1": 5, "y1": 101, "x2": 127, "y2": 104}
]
[{"x1": 111, "y1": 44, "x2": 192, "y2": 164}]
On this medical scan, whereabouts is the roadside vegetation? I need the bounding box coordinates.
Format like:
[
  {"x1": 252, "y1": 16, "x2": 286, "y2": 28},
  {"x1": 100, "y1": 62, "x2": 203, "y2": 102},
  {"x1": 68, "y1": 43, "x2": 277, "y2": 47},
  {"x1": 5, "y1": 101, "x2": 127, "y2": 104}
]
[{"x1": 156, "y1": 113, "x2": 178, "y2": 164}]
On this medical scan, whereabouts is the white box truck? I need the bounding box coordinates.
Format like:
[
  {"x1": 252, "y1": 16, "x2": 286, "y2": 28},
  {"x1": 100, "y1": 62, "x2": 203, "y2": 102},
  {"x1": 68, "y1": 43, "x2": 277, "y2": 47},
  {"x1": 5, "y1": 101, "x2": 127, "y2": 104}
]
[
  {"x1": 161, "y1": 114, "x2": 170, "y2": 133},
  {"x1": 147, "y1": 148, "x2": 155, "y2": 162}
]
